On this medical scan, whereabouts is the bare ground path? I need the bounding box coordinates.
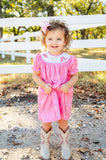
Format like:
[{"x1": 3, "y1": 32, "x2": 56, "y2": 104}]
[{"x1": 0, "y1": 86, "x2": 106, "y2": 160}]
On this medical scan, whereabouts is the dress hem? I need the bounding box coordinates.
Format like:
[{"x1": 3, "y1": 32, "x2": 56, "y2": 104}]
[{"x1": 38, "y1": 116, "x2": 70, "y2": 123}]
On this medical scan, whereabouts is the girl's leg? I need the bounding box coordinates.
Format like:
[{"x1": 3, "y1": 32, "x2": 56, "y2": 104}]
[
  {"x1": 58, "y1": 119, "x2": 71, "y2": 160},
  {"x1": 42, "y1": 122, "x2": 52, "y2": 132},
  {"x1": 41, "y1": 122, "x2": 52, "y2": 160},
  {"x1": 58, "y1": 119, "x2": 68, "y2": 131}
]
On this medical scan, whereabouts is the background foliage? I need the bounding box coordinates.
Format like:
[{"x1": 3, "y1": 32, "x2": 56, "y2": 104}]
[{"x1": 0, "y1": 0, "x2": 106, "y2": 39}]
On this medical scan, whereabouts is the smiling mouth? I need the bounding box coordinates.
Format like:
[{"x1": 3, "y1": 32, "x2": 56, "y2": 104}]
[{"x1": 51, "y1": 46, "x2": 58, "y2": 48}]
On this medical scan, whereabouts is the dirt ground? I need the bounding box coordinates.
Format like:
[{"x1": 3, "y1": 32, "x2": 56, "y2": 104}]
[{"x1": 0, "y1": 85, "x2": 106, "y2": 160}]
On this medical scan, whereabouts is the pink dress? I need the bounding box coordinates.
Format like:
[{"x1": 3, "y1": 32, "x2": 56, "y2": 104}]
[{"x1": 32, "y1": 51, "x2": 78, "y2": 123}]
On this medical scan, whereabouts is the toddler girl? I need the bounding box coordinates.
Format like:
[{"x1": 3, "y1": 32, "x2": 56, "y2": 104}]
[{"x1": 32, "y1": 20, "x2": 78, "y2": 160}]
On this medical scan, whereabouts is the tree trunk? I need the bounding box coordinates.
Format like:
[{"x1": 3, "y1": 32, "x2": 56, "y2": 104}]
[
  {"x1": 86, "y1": 29, "x2": 89, "y2": 39},
  {"x1": 0, "y1": 28, "x2": 3, "y2": 38},
  {"x1": 0, "y1": 0, "x2": 3, "y2": 39},
  {"x1": 48, "y1": 5, "x2": 54, "y2": 16},
  {"x1": 80, "y1": 29, "x2": 86, "y2": 39},
  {"x1": 76, "y1": 30, "x2": 79, "y2": 39}
]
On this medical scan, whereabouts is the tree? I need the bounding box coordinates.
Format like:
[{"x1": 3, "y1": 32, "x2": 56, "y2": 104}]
[
  {"x1": 57, "y1": 0, "x2": 106, "y2": 15},
  {"x1": 0, "y1": 0, "x2": 3, "y2": 39},
  {"x1": 24, "y1": 0, "x2": 61, "y2": 17},
  {"x1": 1, "y1": 0, "x2": 59, "y2": 37},
  {"x1": 0, "y1": 0, "x2": 17, "y2": 38},
  {"x1": 56, "y1": 0, "x2": 106, "y2": 39},
  {"x1": 1, "y1": 0, "x2": 105, "y2": 39},
  {"x1": 8, "y1": 0, "x2": 60, "y2": 36}
]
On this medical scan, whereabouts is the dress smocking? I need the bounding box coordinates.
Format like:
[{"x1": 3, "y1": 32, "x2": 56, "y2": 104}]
[{"x1": 32, "y1": 51, "x2": 78, "y2": 123}]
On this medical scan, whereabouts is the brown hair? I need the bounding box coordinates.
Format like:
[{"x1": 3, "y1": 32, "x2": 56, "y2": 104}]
[{"x1": 41, "y1": 19, "x2": 71, "y2": 51}]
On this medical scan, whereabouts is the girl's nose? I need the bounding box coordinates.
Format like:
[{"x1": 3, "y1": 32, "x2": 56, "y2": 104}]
[{"x1": 52, "y1": 40, "x2": 57, "y2": 44}]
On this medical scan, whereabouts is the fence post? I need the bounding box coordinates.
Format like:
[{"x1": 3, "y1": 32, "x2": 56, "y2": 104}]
[
  {"x1": 26, "y1": 32, "x2": 31, "y2": 64},
  {"x1": 0, "y1": 38, "x2": 5, "y2": 59},
  {"x1": 1, "y1": 51, "x2": 5, "y2": 59},
  {"x1": 11, "y1": 38, "x2": 15, "y2": 61}
]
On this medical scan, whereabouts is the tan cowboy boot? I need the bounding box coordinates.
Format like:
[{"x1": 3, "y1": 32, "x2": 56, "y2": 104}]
[
  {"x1": 59, "y1": 127, "x2": 71, "y2": 160},
  {"x1": 40, "y1": 127, "x2": 52, "y2": 160}
]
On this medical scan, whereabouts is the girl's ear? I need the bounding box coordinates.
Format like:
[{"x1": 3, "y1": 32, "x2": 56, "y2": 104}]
[
  {"x1": 63, "y1": 39, "x2": 68, "y2": 51},
  {"x1": 43, "y1": 37, "x2": 45, "y2": 45},
  {"x1": 44, "y1": 38, "x2": 47, "y2": 50},
  {"x1": 64, "y1": 39, "x2": 67, "y2": 47}
]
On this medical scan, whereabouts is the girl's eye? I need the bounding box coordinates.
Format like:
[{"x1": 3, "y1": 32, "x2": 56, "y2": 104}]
[
  {"x1": 48, "y1": 38, "x2": 52, "y2": 40},
  {"x1": 57, "y1": 38, "x2": 61, "y2": 40}
]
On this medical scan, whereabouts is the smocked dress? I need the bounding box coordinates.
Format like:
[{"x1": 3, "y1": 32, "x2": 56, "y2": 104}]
[{"x1": 32, "y1": 51, "x2": 78, "y2": 123}]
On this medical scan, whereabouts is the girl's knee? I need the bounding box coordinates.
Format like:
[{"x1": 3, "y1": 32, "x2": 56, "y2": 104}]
[
  {"x1": 58, "y1": 119, "x2": 69, "y2": 132},
  {"x1": 58, "y1": 119, "x2": 68, "y2": 124},
  {"x1": 58, "y1": 119, "x2": 68, "y2": 127},
  {"x1": 42, "y1": 122, "x2": 52, "y2": 132}
]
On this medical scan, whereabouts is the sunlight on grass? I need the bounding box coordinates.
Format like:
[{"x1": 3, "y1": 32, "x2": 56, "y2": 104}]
[
  {"x1": 70, "y1": 48, "x2": 106, "y2": 60},
  {"x1": 77, "y1": 71, "x2": 106, "y2": 90},
  {"x1": 96, "y1": 71, "x2": 106, "y2": 81},
  {"x1": 78, "y1": 71, "x2": 106, "y2": 82},
  {"x1": 0, "y1": 73, "x2": 33, "y2": 86},
  {"x1": 0, "y1": 55, "x2": 27, "y2": 65}
]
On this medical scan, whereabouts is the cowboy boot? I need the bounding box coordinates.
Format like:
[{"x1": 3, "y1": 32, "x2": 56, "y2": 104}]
[
  {"x1": 40, "y1": 127, "x2": 52, "y2": 160},
  {"x1": 59, "y1": 127, "x2": 71, "y2": 160}
]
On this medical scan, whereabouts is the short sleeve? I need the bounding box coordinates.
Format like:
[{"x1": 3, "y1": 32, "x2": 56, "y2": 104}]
[
  {"x1": 68, "y1": 56, "x2": 78, "y2": 75},
  {"x1": 32, "y1": 53, "x2": 41, "y2": 72}
]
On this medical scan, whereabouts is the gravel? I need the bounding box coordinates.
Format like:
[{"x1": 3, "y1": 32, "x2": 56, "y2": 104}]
[{"x1": 0, "y1": 88, "x2": 106, "y2": 160}]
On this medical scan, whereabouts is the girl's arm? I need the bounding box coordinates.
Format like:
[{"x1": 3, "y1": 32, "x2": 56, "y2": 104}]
[
  {"x1": 32, "y1": 71, "x2": 52, "y2": 94},
  {"x1": 61, "y1": 72, "x2": 78, "y2": 93},
  {"x1": 32, "y1": 71, "x2": 46, "y2": 89}
]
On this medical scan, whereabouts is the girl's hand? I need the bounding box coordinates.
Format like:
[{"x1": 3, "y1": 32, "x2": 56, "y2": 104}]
[
  {"x1": 44, "y1": 84, "x2": 52, "y2": 94},
  {"x1": 61, "y1": 83, "x2": 70, "y2": 93}
]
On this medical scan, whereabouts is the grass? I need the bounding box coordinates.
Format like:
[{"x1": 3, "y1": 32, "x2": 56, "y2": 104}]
[
  {"x1": 0, "y1": 54, "x2": 31, "y2": 65},
  {"x1": 70, "y1": 48, "x2": 106, "y2": 60},
  {"x1": 0, "y1": 74, "x2": 32, "y2": 85},
  {"x1": 78, "y1": 71, "x2": 106, "y2": 89},
  {"x1": 0, "y1": 48, "x2": 106, "y2": 65}
]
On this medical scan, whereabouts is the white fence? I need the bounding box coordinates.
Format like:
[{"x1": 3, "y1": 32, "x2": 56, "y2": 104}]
[
  {"x1": 0, "y1": 15, "x2": 106, "y2": 74},
  {"x1": 0, "y1": 31, "x2": 41, "y2": 63},
  {"x1": 0, "y1": 58, "x2": 106, "y2": 74}
]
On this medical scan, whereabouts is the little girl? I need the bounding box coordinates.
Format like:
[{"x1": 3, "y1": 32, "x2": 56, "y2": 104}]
[{"x1": 32, "y1": 20, "x2": 78, "y2": 160}]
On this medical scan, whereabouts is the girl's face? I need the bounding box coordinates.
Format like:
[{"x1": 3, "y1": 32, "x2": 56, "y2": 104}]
[{"x1": 45, "y1": 29, "x2": 66, "y2": 56}]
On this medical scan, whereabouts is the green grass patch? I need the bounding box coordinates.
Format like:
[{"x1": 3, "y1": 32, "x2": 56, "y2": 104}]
[
  {"x1": 0, "y1": 73, "x2": 36, "y2": 89},
  {"x1": 0, "y1": 55, "x2": 27, "y2": 65},
  {"x1": 78, "y1": 71, "x2": 106, "y2": 90},
  {"x1": 69, "y1": 48, "x2": 106, "y2": 60}
]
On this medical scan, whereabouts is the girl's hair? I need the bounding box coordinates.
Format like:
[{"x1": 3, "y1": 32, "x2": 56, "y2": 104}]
[{"x1": 41, "y1": 19, "x2": 71, "y2": 51}]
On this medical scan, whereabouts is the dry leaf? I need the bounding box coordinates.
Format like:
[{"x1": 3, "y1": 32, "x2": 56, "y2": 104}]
[
  {"x1": 78, "y1": 147, "x2": 90, "y2": 154},
  {"x1": 95, "y1": 109, "x2": 99, "y2": 114},
  {"x1": 82, "y1": 137, "x2": 90, "y2": 141},
  {"x1": 13, "y1": 140, "x2": 22, "y2": 146}
]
